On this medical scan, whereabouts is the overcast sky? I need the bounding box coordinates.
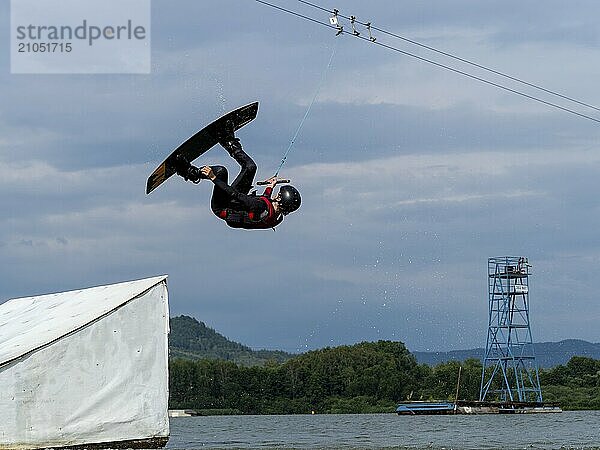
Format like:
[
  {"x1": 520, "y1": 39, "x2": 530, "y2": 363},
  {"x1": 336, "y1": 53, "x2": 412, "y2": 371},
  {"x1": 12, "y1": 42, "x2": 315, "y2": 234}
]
[{"x1": 2, "y1": 1, "x2": 600, "y2": 353}]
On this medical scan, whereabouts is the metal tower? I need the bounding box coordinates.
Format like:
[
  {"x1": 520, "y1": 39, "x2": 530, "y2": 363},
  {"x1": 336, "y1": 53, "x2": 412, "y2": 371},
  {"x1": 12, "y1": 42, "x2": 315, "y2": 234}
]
[{"x1": 479, "y1": 256, "x2": 543, "y2": 403}]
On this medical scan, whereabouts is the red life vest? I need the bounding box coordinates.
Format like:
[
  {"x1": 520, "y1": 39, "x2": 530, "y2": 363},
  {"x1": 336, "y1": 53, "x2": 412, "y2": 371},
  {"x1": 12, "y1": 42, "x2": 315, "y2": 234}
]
[{"x1": 217, "y1": 196, "x2": 283, "y2": 229}]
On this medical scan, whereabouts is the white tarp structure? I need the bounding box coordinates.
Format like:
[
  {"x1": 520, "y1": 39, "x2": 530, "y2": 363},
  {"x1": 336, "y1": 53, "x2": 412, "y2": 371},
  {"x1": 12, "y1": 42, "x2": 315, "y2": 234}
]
[{"x1": 0, "y1": 275, "x2": 170, "y2": 449}]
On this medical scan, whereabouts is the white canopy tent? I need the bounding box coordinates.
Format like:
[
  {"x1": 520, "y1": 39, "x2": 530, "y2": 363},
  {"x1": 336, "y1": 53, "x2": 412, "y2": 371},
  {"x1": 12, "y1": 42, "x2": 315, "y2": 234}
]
[{"x1": 0, "y1": 275, "x2": 170, "y2": 449}]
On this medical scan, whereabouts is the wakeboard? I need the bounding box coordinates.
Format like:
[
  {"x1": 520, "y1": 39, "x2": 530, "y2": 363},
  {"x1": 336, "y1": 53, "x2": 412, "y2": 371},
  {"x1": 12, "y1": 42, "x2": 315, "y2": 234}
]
[{"x1": 146, "y1": 101, "x2": 259, "y2": 194}]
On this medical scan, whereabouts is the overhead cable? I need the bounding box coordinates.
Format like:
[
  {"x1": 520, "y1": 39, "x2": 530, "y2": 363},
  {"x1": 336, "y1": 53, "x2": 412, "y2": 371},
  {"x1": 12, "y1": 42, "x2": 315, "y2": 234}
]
[
  {"x1": 296, "y1": 0, "x2": 600, "y2": 114},
  {"x1": 254, "y1": 0, "x2": 600, "y2": 125}
]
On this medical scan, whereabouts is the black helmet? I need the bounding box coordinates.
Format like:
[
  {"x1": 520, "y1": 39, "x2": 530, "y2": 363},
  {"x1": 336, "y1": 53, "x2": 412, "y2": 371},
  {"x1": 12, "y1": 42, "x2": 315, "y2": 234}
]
[{"x1": 278, "y1": 185, "x2": 301, "y2": 215}]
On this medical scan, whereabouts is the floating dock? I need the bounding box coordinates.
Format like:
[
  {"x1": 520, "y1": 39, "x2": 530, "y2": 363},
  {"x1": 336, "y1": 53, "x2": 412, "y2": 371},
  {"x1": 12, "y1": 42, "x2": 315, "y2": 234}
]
[
  {"x1": 168, "y1": 409, "x2": 201, "y2": 417},
  {"x1": 396, "y1": 401, "x2": 456, "y2": 415},
  {"x1": 396, "y1": 401, "x2": 562, "y2": 415}
]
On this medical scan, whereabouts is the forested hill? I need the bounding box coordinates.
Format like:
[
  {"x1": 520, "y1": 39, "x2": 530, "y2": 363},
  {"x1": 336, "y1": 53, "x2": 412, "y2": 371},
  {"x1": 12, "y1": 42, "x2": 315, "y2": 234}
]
[
  {"x1": 168, "y1": 316, "x2": 600, "y2": 412},
  {"x1": 170, "y1": 315, "x2": 599, "y2": 368},
  {"x1": 169, "y1": 315, "x2": 294, "y2": 366},
  {"x1": 169, "y1": 340, "x2": 422, "y2": 414}
]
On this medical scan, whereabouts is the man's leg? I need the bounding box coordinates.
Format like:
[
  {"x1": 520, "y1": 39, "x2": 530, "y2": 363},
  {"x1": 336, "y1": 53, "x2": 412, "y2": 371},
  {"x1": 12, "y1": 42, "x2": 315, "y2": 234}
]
[
  {"x1": 173, "y1": 155, "x2": 231, "y2": 210},
  {"x1": 219, "y1": 137, "x2": 257, "y2": 195},
  {"x1": 208, "y1": 165, "x2": 231, "y2": 213}
]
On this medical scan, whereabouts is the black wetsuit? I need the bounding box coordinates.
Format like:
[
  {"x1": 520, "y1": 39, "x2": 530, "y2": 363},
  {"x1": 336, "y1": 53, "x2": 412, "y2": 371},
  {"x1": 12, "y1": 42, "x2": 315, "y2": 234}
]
[{"x1": 205, "y1": 138, "x2": 283, "y2": 230}]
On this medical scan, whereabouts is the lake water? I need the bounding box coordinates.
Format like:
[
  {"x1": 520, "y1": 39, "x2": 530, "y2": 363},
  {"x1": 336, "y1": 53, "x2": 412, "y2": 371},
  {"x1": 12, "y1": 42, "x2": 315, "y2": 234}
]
[{"x1": 167, "y1": 411, "x2": 600, "y2": 449}]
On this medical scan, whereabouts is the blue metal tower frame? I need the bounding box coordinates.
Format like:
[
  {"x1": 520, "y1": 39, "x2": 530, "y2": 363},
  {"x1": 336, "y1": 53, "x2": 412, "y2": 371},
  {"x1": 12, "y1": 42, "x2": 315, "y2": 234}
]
[{"x1": 479, "y1": 256, "x2": 543, "y2": 403}]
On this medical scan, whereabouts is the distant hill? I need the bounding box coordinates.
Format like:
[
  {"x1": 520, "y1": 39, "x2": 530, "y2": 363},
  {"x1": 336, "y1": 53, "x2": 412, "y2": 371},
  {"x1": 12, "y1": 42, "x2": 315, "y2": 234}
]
[
  {"x1": 170, "y1": 315, "x2": 599, "y2": 368},
  {"x1": 169, "y1": 315, "x2": 295, "y2": 366},
  {"x1": 413, "y1": 339, "x2": 600, "y2": 368}
]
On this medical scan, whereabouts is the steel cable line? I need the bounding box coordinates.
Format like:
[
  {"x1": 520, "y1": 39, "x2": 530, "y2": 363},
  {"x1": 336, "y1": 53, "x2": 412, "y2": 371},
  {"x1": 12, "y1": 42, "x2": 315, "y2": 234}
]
[
  {"x1": 295, "y1": 0, "x2": 600, "y2": 113},
  {"x1": 254, "y1": 0, "x2": 600, "y2": 125},
  {"x1": 274, "y1": 40, "x2": 338, "y2": 176}
]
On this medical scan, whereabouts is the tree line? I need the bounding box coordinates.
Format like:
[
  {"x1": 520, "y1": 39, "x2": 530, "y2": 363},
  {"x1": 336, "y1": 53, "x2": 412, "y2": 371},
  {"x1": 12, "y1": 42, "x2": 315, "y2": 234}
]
[{"x1": 169, "y1": 340, "x2": 600, "y2": 414}]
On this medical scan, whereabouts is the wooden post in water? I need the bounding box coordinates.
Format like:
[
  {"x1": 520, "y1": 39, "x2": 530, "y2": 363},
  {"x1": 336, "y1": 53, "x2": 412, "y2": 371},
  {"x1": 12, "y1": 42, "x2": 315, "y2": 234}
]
[{"x1": 453, "y1": 365, "x2": 462, "y2": 414}]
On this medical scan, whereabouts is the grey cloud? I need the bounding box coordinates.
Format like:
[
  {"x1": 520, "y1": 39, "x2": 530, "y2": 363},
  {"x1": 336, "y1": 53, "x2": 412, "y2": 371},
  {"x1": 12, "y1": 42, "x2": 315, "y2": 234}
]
[{"x1": 2, "y1": 1, "x2": 600, "y2": 353}]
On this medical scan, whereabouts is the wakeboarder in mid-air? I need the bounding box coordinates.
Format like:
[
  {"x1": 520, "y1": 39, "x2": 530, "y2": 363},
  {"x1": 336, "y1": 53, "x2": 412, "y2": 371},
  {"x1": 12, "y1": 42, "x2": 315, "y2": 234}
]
[
  {"x1": 146, "y1": 102, "x2": 301, "y2": 230},
  {"x1": 175, "y1": 125, "x2": 301, "y2": 230}
]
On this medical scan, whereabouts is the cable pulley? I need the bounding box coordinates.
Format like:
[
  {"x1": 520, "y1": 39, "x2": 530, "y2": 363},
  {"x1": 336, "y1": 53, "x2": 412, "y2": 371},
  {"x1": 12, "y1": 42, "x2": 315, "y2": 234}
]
[
  {"x1": 330, "y1": 9, "x2": 343, "y2": 35},
  {"x1": 366, "y1": 22, "x2": 376, "y2": 42},
  {"x1": 350, "y1": 16, "x2": 360, "y2": 36}
]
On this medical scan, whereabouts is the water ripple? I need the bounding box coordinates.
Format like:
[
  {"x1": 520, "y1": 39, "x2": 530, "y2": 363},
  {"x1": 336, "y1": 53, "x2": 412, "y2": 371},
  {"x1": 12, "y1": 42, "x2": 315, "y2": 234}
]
[{"x1": 167, "y1": 411, "x2": 600, "y2": 450}]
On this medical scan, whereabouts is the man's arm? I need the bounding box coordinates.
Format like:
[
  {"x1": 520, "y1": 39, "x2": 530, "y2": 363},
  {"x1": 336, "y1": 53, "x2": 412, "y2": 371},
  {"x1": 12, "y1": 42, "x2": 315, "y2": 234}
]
[
  {"x1": 261, "y1": 176, "x2": 281, "y2": 198},
  {"x1": 262, "y1": 186, "x2": 273, "y2": 198},
  {"x1": 201, "y1": 166, "x2": 262, "y2": 210}
]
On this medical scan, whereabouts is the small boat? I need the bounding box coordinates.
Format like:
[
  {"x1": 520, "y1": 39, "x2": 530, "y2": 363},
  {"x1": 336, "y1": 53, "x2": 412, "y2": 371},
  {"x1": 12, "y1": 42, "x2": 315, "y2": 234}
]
[{"x1": 396, "y1": 401, "x2": 456, "y2": 415}]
